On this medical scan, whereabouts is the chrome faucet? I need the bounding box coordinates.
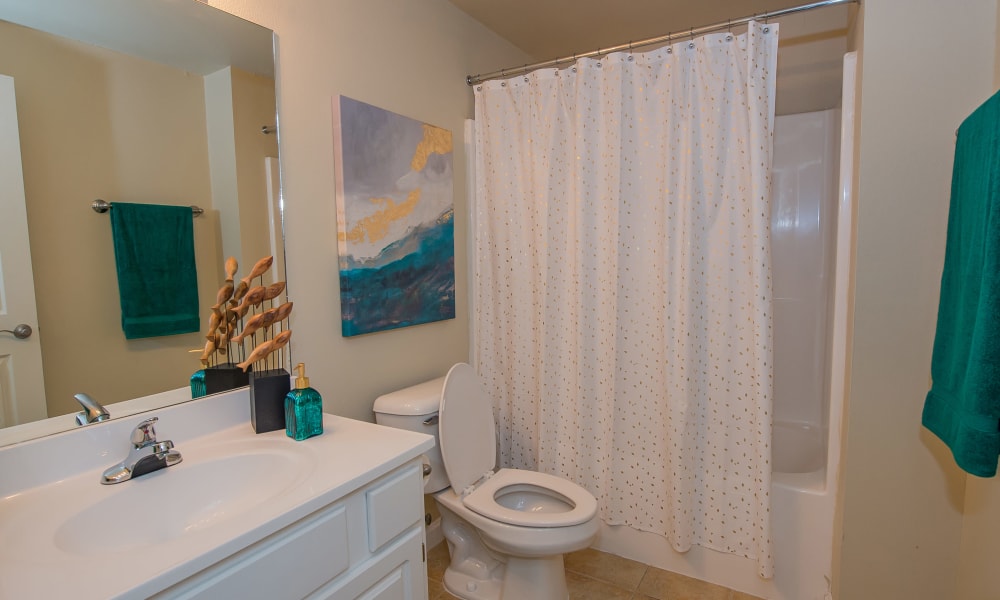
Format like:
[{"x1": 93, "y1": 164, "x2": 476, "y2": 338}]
[
  {"x1": 101, "y1": 417, "x2": 182, "y2": 484},
  {"x1": 74, "y1": 393, "x2": 110, "y2": 425}
]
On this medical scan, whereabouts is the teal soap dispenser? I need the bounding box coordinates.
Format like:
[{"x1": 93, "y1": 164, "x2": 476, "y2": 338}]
[{"x1": 285, "y1": 363, "x2": 324, "y2": 440}]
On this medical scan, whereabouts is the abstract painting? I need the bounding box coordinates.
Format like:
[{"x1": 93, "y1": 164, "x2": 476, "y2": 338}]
[{"x1": 332, "y1": 96, "x2": 455, "y2": 336}]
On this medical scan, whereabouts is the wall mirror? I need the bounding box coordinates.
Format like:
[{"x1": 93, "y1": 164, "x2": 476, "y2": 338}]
[{"x1": 0, "y1": 0, "x2": 286, "y2": 445}]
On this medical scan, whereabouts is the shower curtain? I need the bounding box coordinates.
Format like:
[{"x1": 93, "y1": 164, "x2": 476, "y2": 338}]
[{"x1": 472, "y1": 22, "x2": 779, "y2": 577}]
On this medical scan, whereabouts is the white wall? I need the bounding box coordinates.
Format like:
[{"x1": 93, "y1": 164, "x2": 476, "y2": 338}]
[
  {"x1": 206, "y1": 0, "x2": 531, "y2": 421},
  {"x1": 839, "y1": 1, "x2": 998, "y2": 598}
]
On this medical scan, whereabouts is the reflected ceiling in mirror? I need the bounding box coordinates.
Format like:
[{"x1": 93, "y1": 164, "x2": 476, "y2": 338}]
[
  {"x1": 0, "y1": 0, "x2": 285, "y2": 445},
  {"x1": 0, "y1": 0, "x2": 273, "y2": 78}
]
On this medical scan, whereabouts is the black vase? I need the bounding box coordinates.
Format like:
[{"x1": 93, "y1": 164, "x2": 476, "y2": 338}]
[
  {"x1": 204, "y1": 362, "x2": 251, "y2": 394},
  {"x1": 250, "y1": 368, "x2": 291, "y2": 434}
]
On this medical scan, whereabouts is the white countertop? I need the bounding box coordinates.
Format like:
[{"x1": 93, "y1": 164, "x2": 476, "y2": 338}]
[{"x1": 0, "y1": 389, "x2": 434, "y2": 599}]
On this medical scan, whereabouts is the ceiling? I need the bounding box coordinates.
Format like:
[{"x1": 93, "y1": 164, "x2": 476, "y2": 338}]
[{"x1": 447, "y1": 0, "x2": 847, "y2": 60}]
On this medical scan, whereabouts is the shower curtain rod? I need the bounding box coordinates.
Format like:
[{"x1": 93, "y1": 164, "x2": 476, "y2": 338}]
[{"x1": 465, "y1": 0, "x2": 858, "y2": 86}]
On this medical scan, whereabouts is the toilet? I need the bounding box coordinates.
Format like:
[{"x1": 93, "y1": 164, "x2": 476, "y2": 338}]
[{"x1": 374, "y1": 363, "x2": 599, "y2": 600}]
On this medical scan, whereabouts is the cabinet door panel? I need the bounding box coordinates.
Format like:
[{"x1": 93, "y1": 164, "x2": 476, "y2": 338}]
[
  {"x1": 366, "y1": 463, "x2": 423, "y2": 552},
  {"x1": 309, "y1": 526, "x2": 426, "y2": 600},
  {"x1": 356, "y1": 566, "x2": 406, "y2": 600}
]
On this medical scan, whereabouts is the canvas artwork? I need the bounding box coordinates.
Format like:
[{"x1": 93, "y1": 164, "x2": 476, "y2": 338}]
[{"x1": 332, "y1": 96, "x2": 455, "y2": 336}]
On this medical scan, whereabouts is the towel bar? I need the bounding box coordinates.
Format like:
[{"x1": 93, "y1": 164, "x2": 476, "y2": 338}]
[{"x1": 91, "y1": 199, "x2": 203, "y2": 216}]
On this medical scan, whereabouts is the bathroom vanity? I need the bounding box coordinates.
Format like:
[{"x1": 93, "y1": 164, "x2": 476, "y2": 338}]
[{"x1": 0, "y1": 388, "x2": 434, "y2": 599}]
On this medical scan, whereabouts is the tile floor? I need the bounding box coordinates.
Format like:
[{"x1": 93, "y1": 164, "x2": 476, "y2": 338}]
[{"x1": 426, "y1": 543, "x2": 765, "y2": 600}]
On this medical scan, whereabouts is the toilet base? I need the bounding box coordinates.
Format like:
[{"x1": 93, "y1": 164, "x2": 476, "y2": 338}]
[
  {"x1": 443, "y1": 566, "x2": 503, "y2": 600},
  {"x1": 438, "y1": 500, "x2": 573, "y2": 600},
  {"x1": 503, "y1": 555, "x2": 568, "y2": 600},
  {"x1": 443, "y1": 555, "x2": 568, "y2": 600}
]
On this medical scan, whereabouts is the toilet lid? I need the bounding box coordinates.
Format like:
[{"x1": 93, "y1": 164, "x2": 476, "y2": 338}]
[{"x1": 439, "y1": 363, "x2": 496, "y2": 494}]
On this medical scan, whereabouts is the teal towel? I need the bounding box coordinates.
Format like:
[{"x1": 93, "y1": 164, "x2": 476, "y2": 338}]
[
  {"x1": 110, "y1": 202, "x2": 200, "y2": 340},
  {"x1": 923, "y1": 89, "x2": 1000, "y2": 478}
]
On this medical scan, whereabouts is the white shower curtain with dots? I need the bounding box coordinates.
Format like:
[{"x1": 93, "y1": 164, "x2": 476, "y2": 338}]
[{"x1": 473, "y1": 22, "x2": 778, "y2": 577}]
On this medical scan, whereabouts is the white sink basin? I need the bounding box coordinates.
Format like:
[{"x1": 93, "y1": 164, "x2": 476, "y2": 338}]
[
  {"x1": 52, "y1": 442, "x2": 306, "y2": 555},
  {"x1": 0, "y1": 436, "x2": 317, "y2": 563}
]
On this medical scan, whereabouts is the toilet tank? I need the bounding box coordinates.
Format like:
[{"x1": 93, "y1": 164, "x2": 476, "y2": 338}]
[{"x1": 374, "y1": 376, "x2": 449, "y2": 493}]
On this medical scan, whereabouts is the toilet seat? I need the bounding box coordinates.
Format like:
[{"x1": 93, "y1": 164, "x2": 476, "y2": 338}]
[
  {"x1": 462, "y1": 468, "x2": 598, "y2": 528},
  {"x1": 439, "y1": 363, "x2": 599, "y2": 531}
]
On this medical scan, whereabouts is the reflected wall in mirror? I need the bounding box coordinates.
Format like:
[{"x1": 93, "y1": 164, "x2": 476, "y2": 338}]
[{"x1": 0, "y1": 0, "x2": 286, "y2": 441}]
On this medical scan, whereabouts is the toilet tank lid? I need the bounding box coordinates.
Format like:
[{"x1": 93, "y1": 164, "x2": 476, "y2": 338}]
[{"x1": 373, "y1": 376, "x2": 446, "y2": 416}]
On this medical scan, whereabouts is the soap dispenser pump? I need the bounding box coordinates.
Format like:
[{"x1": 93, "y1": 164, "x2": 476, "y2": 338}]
[{"x1": 285, "y1": 363, "x2": 323, "y2": 441}]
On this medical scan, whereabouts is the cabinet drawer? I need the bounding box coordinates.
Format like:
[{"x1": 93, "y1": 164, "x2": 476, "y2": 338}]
[
  {"x1": 366, "y1": 463, "x2": 423, "y2": 552},
  {"x1": 156, "y1": 503, "x2": 349, "y2": 600}
]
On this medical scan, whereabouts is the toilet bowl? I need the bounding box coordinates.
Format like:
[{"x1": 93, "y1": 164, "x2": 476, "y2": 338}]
[{"x1": 373, "y1": 363, "x2": 599, "y2": 600}]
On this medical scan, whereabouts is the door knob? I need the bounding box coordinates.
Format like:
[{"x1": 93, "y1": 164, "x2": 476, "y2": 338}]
[{"x1": 0, "y1": 324, "x2": 32, "y2": 339}]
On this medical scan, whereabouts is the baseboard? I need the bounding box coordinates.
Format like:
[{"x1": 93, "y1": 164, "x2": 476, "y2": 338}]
[{"x1": 426, "y1": 516, "x2": 444, "y2": 548}]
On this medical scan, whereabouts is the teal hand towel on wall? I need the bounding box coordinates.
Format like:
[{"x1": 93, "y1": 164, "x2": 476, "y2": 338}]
[
  {"x1": 110, "y1": 202, "x2": 200, "y2": 340},
  {"x1": 923, "y1": 89, "x2": 1000, "y2": 478}
]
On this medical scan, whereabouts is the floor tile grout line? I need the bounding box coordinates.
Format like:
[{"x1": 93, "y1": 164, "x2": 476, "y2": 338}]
[
  {"x1": 564, "y1": 565, "x2": 649, "y2": 592},
  {"x1": 566, "y1": 567, "x2": 645, "y2": 596}
]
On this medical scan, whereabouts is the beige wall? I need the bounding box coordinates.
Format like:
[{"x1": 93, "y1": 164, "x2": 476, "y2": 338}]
[
  {"x1": 203, "y1": 66, "x2": 279, "y2": 277},
  {"x1": 206, "y1": 0, "x2": 531, "y2": 421},
  {"x1": 774, "y1": 8, "x2": 850, "y2": 115},
  {"x1": 840, "y1": 0, "x2": 998, "y2": 598},
  {"x1": 232, "y1": 67, "x2": 280, "y2": 279},
  {"x1": 957, "y1": 477, "x2": 1000, "y2": 599},
  {"x1": 0, "y1": 22, "x2": 222, "y2": 417}
]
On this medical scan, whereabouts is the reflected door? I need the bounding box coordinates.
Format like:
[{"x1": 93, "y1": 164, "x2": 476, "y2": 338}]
[{"x1": 0, "y1": 74, "x2": 47, "y2": 427}]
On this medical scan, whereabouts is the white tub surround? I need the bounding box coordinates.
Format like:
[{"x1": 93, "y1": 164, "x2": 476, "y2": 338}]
[{"x1": 0, "y1": 388, "x2": 434, "y2": 600}]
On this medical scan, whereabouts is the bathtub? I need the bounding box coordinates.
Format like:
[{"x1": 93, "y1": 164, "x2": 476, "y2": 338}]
[
  {"x1": 769, "y1": 418, "x2": 836, "y2": 599},
  {"x1": 773, "y1": 421, "x2": 827, "y2": 492}
]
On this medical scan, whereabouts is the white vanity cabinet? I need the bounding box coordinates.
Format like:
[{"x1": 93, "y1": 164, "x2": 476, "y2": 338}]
[{"x1": 153, "y1": 458, "x2": 428, "y2": 600}]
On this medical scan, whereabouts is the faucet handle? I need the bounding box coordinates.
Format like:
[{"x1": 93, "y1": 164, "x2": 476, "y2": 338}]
[
  {"x1": 131, "y1": 417, "x2": 159, "y2": 447},
  {"x1": 152, "y1": 440, "x2": 174, "y2": 458}
]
